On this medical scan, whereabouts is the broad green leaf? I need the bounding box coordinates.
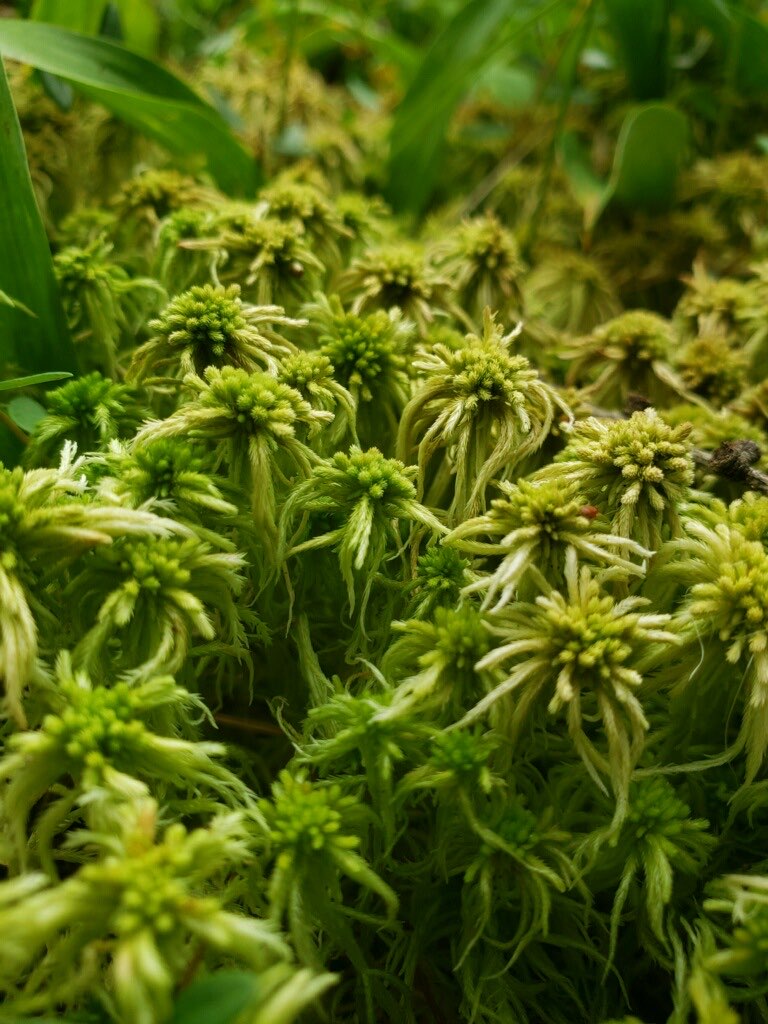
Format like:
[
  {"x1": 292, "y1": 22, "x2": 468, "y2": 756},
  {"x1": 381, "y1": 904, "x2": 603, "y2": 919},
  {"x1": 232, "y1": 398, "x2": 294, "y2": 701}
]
[
  {"x1": 602, "y1": 0, "x2": 669, "y2": 99},
  {"x1": 0, "y1": 57, "x2": 76, "y2": 377},
  {"x1": 0, "y1": 372, "x2": 71, "y2": 392},
  {"x1": 386, "y1": 0, "x2": 564, "y2": 215},
  {"x1": 607, "y1": 103, "x2": 688, "y2": 212},
  {"x1": 560, "y1": 105, "x2": 688, "y2": 228},
  {"x1": 169, "y1": 971, "x2": 261, "y2": 1024},
  {"x1": 0, "y1": 21, "x2": 257, "y2": 195},
  {"x1": 6, "y1": 395, "x2": 46, "y2": 432}
]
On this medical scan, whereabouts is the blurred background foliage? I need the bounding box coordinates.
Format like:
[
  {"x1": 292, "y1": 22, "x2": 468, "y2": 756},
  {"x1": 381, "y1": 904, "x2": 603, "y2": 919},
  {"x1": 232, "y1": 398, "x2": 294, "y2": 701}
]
[
  {"x1": 2, "y1": 0, "x2": 768, "y2": 449},
  {"x1": 3, "y1": 0, "x2": 768, "y2": 213}
]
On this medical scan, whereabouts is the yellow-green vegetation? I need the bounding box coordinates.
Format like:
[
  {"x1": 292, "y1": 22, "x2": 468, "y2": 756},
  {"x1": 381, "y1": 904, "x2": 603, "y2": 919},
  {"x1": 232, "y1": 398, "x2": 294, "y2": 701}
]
[{"x1": 3, "y1": 3, "x2": 768, "y2": 1023}]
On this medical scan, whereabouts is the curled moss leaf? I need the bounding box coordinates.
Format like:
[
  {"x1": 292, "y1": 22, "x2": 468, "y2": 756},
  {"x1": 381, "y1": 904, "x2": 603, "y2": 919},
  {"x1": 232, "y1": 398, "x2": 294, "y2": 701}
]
[
  {"x1": 462, "y1": 550, "x2": 677, "y2": 821},
  {"x1": 135, "y1": 366, "x2": 328, "y2": 537},
  {"x1": 399, "y1": 309, "x2": 572, "y2": 521},
  {"x1": 0, "y1": 799, "x2": 287, "y2": 1022},
  {"x1": 279, "y1": 445, "x2": 445, "y2": 614},
  {"x1": 130, "y1": 283, "x2": 300, "y2": 382},
  {"x1": 564, "y1": 310, "x2": 695, "y2": 409},
  {"x1": 446, "y1": 477, "x2": 649, "y2": 608},
  {"x1": 340, "y1": 241, "x2": 465, "y2": 336},
  {"x1": 432, "y1": 213, "x2": 525, "y2": 327}
]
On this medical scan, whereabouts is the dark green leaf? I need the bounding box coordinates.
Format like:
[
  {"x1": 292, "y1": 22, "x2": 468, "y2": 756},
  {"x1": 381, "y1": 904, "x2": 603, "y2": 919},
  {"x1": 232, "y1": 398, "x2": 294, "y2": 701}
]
[
  {"x1": 0, "y1": 424, "x2": 24, "y2": 469},
  {"x1": 0, "y1": 57, "x2": 76, "y2": 377},
  {"x1": 6, "y1": 395, "x2": 46, "y2": 433},
  {"x1": 37, "y1": 69, "x2": 74, "y2": 110},
  {"x1": 560, "y1": 105, "x2": 688, "y2": 227},
  {"x1": 169, "y1": 971, "x2": 262, "y2": 1024},
  {"x1": 602, "y1": 0, "x2": 670, "y2": 99},
  {"x1": 0, "y1": 21, "x2": 257, "y2": 195},
  {"x1": 607, "y1": 102, "x2": 688, "y2": 211},
  {"x1": 31, "y1": 0, "x2": 159, "y2": 55},
  {"x1": 247, "y1": 1, "x2": 418, "y2": 74},
  {"x1": 99, "y1": 2, "x2": 124, "y2": 42}
]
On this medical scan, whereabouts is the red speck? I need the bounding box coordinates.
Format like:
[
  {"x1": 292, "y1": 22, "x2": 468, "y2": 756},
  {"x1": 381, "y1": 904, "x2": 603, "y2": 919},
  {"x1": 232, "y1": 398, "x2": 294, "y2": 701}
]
[{"x1": 579, "y1": 505, "x2": 599, "y2": 520}]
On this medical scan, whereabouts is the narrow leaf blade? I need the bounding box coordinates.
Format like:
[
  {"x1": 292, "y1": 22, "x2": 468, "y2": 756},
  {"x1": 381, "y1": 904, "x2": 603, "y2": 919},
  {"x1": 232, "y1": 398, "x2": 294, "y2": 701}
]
[
  {"x1": 558, "y1": 131, "x2": 610, "y2": 232},
  {"x1": 602, "y1": 0, "x2": 669, "y2": 99},
  {"x1": 0, "y1": 372, "x2": 72, "y2": 392},
  {"x1": 677, "y1": 0, "x2": 768, "y2": 93},
  {"x1": 386, "y1": 0, "x2": 525, "y2": 215},
  {"x1": 0, "y1": 21, "x2": 257, "y2": 194},
  {"x1": 0, "y1": 57, "x2": 76, "y2": 377}
]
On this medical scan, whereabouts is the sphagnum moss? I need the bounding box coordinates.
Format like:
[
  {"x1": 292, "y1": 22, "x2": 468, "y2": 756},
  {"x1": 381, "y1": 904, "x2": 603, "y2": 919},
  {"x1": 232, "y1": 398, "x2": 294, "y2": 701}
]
[
  {"x1": 540, "y1": 408, "x2": 695, "y2": 551},
  {"x1": 398, "y1": 309, "x2": 572, "y2": 521},
  {"x1": 5, "y1": 29, "x2": 768, "y2": 1024},
  {"x1": 130, "y1": 283, "x2": 299, "y2": 381}
]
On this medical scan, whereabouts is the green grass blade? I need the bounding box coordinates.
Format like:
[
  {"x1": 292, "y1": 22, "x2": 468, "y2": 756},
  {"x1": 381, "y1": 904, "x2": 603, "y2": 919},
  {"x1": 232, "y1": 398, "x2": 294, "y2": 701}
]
[
  {"x1": 0, "y1": 57, "x2": 76, "y2": 378},
  {"x1": 0, "y1": 20, "x2": 257, "y2": 194},
  {"x1": 602, "y1": 0, "x2": 670, "y2": 99},
  {"x1": 0, "y1": 372, "x2": 72, "y2": 392},
  {"x1": 385, "y1": 0, "x2": 563, "y2": 216}
]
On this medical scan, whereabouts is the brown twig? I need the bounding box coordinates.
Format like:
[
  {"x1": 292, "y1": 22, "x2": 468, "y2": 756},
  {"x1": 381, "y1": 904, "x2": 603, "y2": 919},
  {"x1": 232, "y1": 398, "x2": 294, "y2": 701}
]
[
  {"x1": 176, "y1": 942, "x2": 206, "y2": 992},
  {"x1": 214, "y1": 712, "x2": 284, "y2": 736},
  {"x1": 693, "y1": 440, "x2": 768, "y2": 496},
  {"x1": 0, "y1": 408, "x2": 28, "y2": 445}
]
